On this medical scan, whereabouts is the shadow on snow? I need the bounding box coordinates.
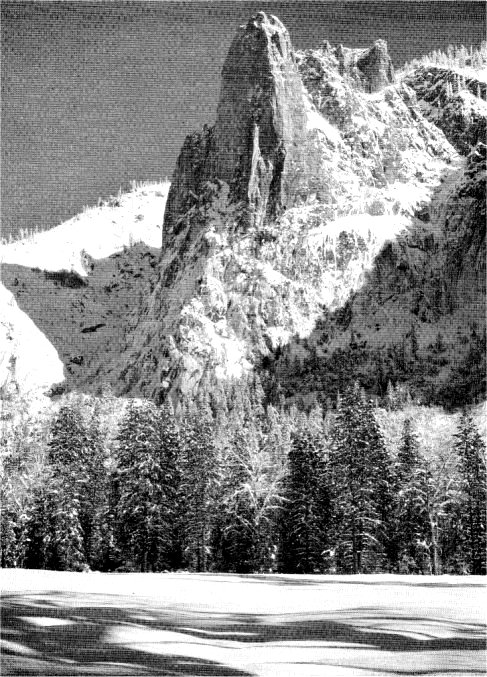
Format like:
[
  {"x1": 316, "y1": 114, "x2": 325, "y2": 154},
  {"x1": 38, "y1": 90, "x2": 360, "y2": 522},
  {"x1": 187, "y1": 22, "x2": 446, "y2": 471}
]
[{"x1": 1, "y1": 589, "x2": 485, "y2": 676}]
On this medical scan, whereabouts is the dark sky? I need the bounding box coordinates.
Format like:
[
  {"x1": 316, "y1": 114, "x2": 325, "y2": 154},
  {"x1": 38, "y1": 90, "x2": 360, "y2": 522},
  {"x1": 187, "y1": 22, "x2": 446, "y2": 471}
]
[{"x1": 2, "y1": 1, "x2": 485, "y2": 238}]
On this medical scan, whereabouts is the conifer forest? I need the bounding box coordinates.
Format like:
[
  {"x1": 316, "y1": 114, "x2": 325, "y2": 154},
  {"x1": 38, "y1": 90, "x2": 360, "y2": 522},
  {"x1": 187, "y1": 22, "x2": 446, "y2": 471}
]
[{"x1": 2, "y1": 380, "x2": 485, "y2": 577}]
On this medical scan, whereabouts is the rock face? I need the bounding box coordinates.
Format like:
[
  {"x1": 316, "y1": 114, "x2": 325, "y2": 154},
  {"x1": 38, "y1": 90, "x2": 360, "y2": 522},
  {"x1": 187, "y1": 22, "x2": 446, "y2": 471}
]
[
  {"x1": 0, "y1": 182, "x2": 167, "y2": 401},
  {"x1": 215, "y1": 12, "x2": 310, "y2": 222},
  {"x1": 403, "y1": 65, "x2": 487, "y2": 153},
  {"x1": 164, "y1": 12, "x2": 312, "y2": 237},
  {"x1": 336, "y1": 40, "x2": 395, "y2": 92}
]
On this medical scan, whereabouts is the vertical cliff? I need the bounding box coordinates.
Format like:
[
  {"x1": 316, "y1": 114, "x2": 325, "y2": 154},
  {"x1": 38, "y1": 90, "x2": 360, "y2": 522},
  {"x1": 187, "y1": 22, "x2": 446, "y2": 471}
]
[{"x1": 164, "y1": 12, "x2": 314, "y2": 239}]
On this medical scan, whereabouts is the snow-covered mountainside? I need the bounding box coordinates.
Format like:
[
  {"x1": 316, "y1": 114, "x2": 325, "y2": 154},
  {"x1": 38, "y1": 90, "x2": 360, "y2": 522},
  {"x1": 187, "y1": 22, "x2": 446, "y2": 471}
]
[
  {"x1": 1, "y1": 14, "x2": 485, "y2": 409},
  {"x1": 1, "y1": 182, "x2": 168, "y2": 401},
  {"x1": 110, "y1": 12, "x2": 484, "y2": 406},
  {"x1": 0, "y1": 284, "x2": 64, "y2": 408},
  {"x1": 1, "y1": 182, "x2": 169, "y2": 276}
]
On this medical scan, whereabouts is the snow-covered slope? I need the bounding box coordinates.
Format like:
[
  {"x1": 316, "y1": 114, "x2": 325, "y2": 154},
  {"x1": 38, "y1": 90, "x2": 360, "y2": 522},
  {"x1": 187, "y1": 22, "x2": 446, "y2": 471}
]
[
  {"x1": 0, "y1": 182, "x2": 169, "y2": 404},
  {"x1": 0, "y1": 283, "x2": 64, "y2": 405},
  {"x1": 1, "y1": 181, "x2": 169, "y2": 275}
]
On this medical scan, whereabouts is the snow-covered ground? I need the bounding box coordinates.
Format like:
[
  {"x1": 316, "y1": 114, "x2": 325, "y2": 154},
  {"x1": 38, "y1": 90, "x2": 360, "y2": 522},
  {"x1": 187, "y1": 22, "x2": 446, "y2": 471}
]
[
  {"x1": 2, "y1": 570, "x2": 485, "y2": 676},
  {"x1": 0, "y1": 181, "x2": 168, "y2": 276}
]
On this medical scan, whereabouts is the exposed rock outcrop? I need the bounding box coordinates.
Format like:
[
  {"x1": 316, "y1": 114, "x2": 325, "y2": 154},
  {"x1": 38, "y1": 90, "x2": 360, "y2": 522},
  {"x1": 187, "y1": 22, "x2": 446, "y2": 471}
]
[
  {"x1": 336, "y1": 39, "x2": 395, "y2": 92},
  {"x1": 404, "y1": 65, "x2": 487, "y2": 153},
  {"x1": 164, "y1": 12, "x2": 316, "y2": 237}
]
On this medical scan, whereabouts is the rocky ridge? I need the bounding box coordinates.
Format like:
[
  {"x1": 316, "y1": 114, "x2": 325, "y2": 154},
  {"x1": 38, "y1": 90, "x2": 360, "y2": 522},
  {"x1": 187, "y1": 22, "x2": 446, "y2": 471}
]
[{"x1": 112, "y1": 12, "x2": 484, "y2": 406}]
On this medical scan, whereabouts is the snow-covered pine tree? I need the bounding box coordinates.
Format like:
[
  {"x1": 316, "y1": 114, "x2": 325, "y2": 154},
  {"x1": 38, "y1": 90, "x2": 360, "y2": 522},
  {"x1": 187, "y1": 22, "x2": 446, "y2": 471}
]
[
  {"x1": 215, "y1": 408, "x2": 286, "y2": 573},
  {"x1": 454, "y1": 410, "x2": 486, "y2": 574},
  {"x1": 79, "y1": 402, "x2": 112, "y2": 570},
  {"x1": 178, "y1": 404, "x2": 220, "y2": 571},
  {"x1": 115, "y1": 400, "x2": 178, "y2": 571},
  {"x1": 393, "y1": 418, "x2": 430, "y2": 573},
  {"x1": 24, "y1": 403, "x2": 91, "y2": 570},
  {"x1": 279, "y1": 412, "x2": 330, "y2": 573},
  {"x1": 158, "y1": 401, "x2": 181, "y2": 569},
  {"x1": 329, "y1": 384, "x2": 394, "y2": 573}
]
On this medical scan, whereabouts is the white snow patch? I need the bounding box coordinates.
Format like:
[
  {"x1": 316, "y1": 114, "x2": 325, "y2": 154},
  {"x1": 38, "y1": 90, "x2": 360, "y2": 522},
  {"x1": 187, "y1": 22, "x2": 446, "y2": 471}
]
[
  {"x1": 1, "y1": 181, "x2": 170, "y2": 276},
  {"x1": 20, "y1": 617, "x2": 75, "y2": 627},
  {"x1": 306, "y1": 109, "x2": 342, "y2": 146},
  {"x1": 180, "y1": 299, "x2": 251, "y2": 381},
  {"x1": 2, "y1": 570, "x2": 485, "y2": 677},
  {"x1": 0, "y1": 283, "x2": 65, "y2": 400},
  {"x1": 258, "y1": 262, "x2": 288, "y2": 286},
  {"x1": 266, "y1": 326, "x2": 292, "y2": 349},
  {"x1": 302, "y1": 88, "x2": 342, "y2": 146},
  {"x1": 308, "y1": 212, "x2": 408, "y2": 246}
]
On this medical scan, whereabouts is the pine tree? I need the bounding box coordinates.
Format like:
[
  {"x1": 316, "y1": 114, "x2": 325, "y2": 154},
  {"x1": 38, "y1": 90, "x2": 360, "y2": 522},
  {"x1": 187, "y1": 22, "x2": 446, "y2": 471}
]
[
  {"x1": 24, "y1": 404, "x2": 91, "y2": 570},
  {"x1": 0, "y1": 388, "x2": 50, "y2": 568},
  {"x1": 329, "y1": 384, "x2": 393, "y2": 573},
  {"x1": 279, "y1": 414, "x2": 330, "y2": 573},
  {"x1": 454, "y1": 411, "x2": 486, "y2": 574},
  {"x1": 394, "y1": 418, "x2": 430, "y2": 573},
  {"x1": 79, "y1": 403, "x2": 112, "y2": 570},
  {"x1": 158, "y1": 401, "x2": 181, "y2": 569},
  {"x1": 115, "y1": 401, "x2": 178, "y2": 572},
  {"x1": 179, "y1": 406, "x2": 220, "y2": 571}
]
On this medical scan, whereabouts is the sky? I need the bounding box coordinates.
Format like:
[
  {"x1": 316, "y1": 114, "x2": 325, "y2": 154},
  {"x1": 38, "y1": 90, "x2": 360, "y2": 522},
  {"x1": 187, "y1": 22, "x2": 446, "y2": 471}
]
[{"x1": 2, "y1": 1, "x2": 486, "y2": 239}]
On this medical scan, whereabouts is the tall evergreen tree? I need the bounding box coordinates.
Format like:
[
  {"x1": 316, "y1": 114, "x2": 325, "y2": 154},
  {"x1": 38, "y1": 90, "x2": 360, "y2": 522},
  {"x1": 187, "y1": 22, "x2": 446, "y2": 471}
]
[
  {"x1": 279, "y1": 414, "x2": 330, "y2": 573},
  {"x1": 115, "y1": 401, "x2": 178, "y2": 571},
  {"x1": 393, "y1": 418, "x2": 430, "y2": 573},
  {"x1": 329, "y1": 385, "x2": 394, "y2": 573},
  {"x1": 79, "y1": 403, "x2": 112, "y2": 570},
  {"x1": 24, "y1": 403, "x2": 91, "y2": 570},
  {"x1": 454, "y1": 411, "x2": 486, "y2": 574},
  {"x1": 179, "y1": 406, "x2": 220, "y2": 571}
]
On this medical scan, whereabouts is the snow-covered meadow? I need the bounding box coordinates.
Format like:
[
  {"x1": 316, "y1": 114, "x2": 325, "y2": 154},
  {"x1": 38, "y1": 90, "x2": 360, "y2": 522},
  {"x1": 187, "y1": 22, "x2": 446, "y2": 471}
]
[{"x1": 2, "y1": 570, "x2": 485, "y2": 676}]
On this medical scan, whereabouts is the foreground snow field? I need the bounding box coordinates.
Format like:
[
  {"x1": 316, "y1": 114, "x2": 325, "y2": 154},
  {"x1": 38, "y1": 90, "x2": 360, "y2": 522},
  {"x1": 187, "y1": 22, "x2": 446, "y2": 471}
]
[{"x1": 1, "y1": 571, "x2": 485, "y2": 676}]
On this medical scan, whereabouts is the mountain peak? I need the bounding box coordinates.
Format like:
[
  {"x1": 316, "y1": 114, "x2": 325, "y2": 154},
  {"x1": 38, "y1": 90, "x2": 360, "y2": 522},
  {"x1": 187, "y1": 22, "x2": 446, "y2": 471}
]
[
  {"x1": 214, "y1": 10, "x2": 310, "y2": 225},
  {"x1": 163, "y1": 11, "x2": 312, "y2": 238},
  {"x1": 336, "y1": 38, "x2": 395, "y2": 92}
]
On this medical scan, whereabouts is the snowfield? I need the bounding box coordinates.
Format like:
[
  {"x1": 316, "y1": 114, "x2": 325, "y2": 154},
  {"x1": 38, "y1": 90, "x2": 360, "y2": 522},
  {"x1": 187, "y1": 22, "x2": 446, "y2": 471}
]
[
  {"x1": 1, "y1": 570, "x2": 485, "y2": 676},
  {"x1": 0, "y1": 181, "x2": 169, "y2": 277}
]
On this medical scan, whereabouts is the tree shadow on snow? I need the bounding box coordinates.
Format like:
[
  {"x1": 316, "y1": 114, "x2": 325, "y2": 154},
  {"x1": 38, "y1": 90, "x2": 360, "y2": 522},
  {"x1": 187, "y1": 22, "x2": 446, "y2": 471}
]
[
  {"x1": 0, "y1": 592, "x2": 252, "y2": 676},
  {"x1": 235, "y1": 574, "x2": 486, "y2": 588},
  {"x1": 1, "y1": 590, "x2": 485, "y2": 676}
]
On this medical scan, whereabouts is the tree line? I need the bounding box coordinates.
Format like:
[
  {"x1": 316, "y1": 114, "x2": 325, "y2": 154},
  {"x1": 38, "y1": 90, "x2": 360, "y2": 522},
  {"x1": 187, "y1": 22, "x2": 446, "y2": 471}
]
[{"x1": 1, "y1": 384, "x2": 485, "y2": 575}]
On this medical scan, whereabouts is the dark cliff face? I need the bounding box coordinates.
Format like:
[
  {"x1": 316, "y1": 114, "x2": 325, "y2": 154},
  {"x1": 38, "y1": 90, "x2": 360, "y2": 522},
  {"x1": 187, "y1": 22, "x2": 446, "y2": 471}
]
[
  {"x1": 214, "y1": 12, "x2": 309, "y2": 224},
  {"x1": 336, "y1": 39, "x2": 395, "y2": 93},
  {"x1": 164, "y1": 12, "x2": 313, "y2": 238},
  {"x1": 404, "y1": 65, "x2": 487, "y2": 154}
]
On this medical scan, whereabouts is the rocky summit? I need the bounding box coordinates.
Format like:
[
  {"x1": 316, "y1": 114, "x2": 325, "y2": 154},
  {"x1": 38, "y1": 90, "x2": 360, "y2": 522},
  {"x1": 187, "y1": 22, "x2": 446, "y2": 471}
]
[
  {"x1": 165, "y1": 12, "x2": 316, "y2": 236},
  {"x1": 107, "y1": 12, "x2": 485, "y2": 406},
  {"x1": 1, "y1": 13, "x2": 485, "y2": 409}
]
